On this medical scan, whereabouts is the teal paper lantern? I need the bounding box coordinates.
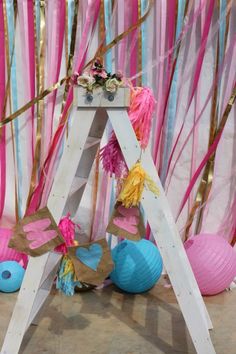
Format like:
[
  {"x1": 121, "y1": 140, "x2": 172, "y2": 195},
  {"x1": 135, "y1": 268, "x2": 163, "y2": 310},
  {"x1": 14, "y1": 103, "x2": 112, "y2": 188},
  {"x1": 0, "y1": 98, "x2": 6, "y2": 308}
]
[
  {"x1": 110, "y1": 239, "x2": 163, "y2": 293},
  {"x1": 0, "y1": 261, "x2": 25, "y2": 293}
]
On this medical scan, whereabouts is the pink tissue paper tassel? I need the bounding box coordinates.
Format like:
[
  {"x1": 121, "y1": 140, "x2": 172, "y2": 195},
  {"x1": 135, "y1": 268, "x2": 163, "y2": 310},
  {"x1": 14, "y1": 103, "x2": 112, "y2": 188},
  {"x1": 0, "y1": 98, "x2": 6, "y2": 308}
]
[
  {"x1": 99, "y1": 134, "x2": 128, "y2": 178},
  {"x1": 129, "y1": 87, "x2": 156, "y2": 149},
  {"x1": 55, "y1": 214, "x2": 79, "y2": 254},
  {"x1": 100, "y1": 87, "x2": 156, "y2": 177}
]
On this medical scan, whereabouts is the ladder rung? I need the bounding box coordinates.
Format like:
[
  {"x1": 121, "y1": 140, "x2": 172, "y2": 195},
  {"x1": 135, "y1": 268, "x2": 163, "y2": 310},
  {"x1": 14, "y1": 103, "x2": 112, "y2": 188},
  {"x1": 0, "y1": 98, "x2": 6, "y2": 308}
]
[
  {"x1": 69, "y1": 176, "x2": 87, "y2": 196},
  {"x1": 39, "y1": 252, "x2": 61, "y2": 288},
  {"x1": 26, "y1": 288, "x2": 50, "y2": 330},
  {"x1": 84, "y1": 136, "x2": 100, "y2": 150}
]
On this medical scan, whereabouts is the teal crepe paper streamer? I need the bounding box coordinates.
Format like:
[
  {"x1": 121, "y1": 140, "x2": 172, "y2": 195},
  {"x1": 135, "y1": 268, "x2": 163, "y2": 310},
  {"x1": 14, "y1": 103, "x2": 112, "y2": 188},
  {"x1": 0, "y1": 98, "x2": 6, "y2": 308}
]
[
  {"x1": 35, "y1": 0, "x2": 40, "y2": 54},
  {"x1": 6, "y1": 0, "x2": 23, "y2": 218},
  {"x1": 68, "y1": 0, "x2": 75, "y2": 50},
  {"x1": 216, "y1": 0, "x2": 227, "y2": 125},
  {"x1": 141, "y1": 0, "x2": 148, "y2": 86},
  {"x1": 160, "y1": 0, "x2": 186, "y2": 185},
  {"x1": 219, "y1": 0, "x2": 227, "y2": 67}
]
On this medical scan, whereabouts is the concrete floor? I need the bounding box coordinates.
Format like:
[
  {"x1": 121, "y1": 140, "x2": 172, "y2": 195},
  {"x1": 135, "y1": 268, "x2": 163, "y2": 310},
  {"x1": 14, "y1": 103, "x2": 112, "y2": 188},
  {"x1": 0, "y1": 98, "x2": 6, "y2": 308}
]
[{"x1": 0, "y1": 280, "x2": 235, "y2": 354}]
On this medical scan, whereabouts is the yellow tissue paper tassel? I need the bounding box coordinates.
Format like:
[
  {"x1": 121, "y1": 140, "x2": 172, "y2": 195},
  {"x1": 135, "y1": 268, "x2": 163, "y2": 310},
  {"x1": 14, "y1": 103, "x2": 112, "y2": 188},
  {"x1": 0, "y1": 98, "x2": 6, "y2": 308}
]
[{"x1": 117, "y1": 162, "x2": 159, "y2": 208}]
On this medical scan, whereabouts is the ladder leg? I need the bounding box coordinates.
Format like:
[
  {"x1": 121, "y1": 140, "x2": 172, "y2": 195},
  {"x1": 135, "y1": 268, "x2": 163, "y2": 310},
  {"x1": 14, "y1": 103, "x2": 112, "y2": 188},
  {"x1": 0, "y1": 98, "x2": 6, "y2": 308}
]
[
  {"x1": 1, "y1": 108, "x2": 97, "y2": 354},
  {"x1": 1, "y1": 252, "x2": 60, "y2": 354},
  {"x1": 144, "y1": 206, "x2": 216, "y2": 354},
  {"x1": 108, "y1": 108, "x2": 216, "y2": 354}
]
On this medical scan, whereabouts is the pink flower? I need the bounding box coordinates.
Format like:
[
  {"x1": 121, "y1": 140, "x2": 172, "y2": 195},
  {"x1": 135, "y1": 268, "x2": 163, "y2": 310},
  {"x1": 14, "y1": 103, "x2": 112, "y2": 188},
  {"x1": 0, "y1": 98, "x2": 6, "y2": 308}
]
[
  {"x1": 116, "y1": 70, "x2": 123, "y2": 80},
  {"x1": 90, "y1": 68, "x2": 108, "y2": 79},
  {"x1": 90, "y1": 59, "x2": 108, "y2": 79}
]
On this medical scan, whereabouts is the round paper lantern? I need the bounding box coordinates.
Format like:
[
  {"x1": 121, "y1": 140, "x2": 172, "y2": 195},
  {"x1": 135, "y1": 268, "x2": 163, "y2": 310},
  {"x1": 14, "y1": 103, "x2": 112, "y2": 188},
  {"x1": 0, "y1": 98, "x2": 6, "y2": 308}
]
[
  {"x1": 0, "y1": 228, "x2": 28, "y2": 267},
  {"x1": 110, "y1": 239, "x2": 163, "y2": 293},
  {"x1": 0, "y1": 261, "x2": 25, "y2": 293},
  {"x1": 185, "y1": 233, "x2": 236, "y2": 295}
]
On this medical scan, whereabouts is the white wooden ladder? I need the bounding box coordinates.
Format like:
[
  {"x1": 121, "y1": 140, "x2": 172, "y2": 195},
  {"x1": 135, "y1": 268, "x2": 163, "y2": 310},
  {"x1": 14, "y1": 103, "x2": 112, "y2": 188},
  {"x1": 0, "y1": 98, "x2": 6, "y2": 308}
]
[{"x1": 1, "y1": 87, "x2": 216, "y2": 354}]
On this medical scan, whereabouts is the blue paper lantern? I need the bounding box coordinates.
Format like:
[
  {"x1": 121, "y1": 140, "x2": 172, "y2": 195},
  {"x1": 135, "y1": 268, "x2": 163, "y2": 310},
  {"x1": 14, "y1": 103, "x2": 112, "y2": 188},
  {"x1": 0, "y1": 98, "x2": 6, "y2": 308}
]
[
  {"x1": 110, "y1": 239, "x2": 163, "y2": 293},
  {"x1": 0, "y1": 261, "x2": 25, "y2": 293}
]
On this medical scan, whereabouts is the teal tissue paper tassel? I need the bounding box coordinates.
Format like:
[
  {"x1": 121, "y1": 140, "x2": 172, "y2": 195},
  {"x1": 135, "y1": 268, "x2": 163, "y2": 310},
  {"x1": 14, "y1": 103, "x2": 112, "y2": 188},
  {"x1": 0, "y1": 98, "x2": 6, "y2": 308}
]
[{"x1": 56, "y1": 255, "x2": 82, "y2": 296}]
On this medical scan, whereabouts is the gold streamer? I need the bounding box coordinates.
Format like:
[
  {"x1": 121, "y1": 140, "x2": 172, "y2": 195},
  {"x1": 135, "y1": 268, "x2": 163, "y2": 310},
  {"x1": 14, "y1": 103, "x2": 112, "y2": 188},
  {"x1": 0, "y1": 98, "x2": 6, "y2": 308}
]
[
  {"x1": 184, "y1": 84, "x2": 236, "y2": 239},
  {"x1": 87, "y1": 0, "x2": 105, "y2": 242},
  {"x1": 61, "y1": 0, "x2": 79, "y2": 116},
  {"x1": 99, "y1": 0, "x2": 105, "y2": 44},
  {"x1": 83, "y1": 0, "x2": 153, "y2": 69},
  {"x1": 26, "y1": 0, "x2": 46, "y2": 207},
  {"x1": 0, "y1": 76, "x2": 69, "y2": 128},
  {"x1": 0, "y1": 0, "x2": 152, "y2": 128},
  {"x1": 193, "y1": 41, "x2": 220, "y2": 233}
]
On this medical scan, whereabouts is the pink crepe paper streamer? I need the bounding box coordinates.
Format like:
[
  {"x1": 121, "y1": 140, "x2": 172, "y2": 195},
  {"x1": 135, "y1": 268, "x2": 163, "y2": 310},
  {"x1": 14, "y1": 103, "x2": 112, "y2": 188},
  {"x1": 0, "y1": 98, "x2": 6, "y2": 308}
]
[
  {"x1": 152, "y1": 0, "x2": 168, "y2": 166},
  {"x1": 129, "y1": 0, "x2": 138, "y2": 86},
  {"x1": 55, "y1": 213, "x2": 80, "y2": 255},
  {"x1": 165, "y1": 34, "x2": 236, "y2": 197},
  {"x1": 165, "y1": 0, "x2": 217, "y2": 179},
  {"x1": 158, "y1": 0, "x2": 177, "y2": 174},
  {"x1": 117, "y1": 0, "x2": 126, "y2": 72},
  {"x1": 129, "y1": 0, "x2": 212, "y2": 85},
  {"x1": 186, "y1": 0, "x2": 215, "y2": 112},
  {"x1": 18, "y1": 0, "x2": 35, "y2": 163},
  {"x1": 44, "y1": 1, "x2": 66, "y2": 161},
  {"x1": 152, "y1": 0, "x2": 212, "y2": 165},
  {"x1": 27, "y1": 0, "x2": 101, "y2": 215},
  {"x1": 177, "y1": 84, "x2": 236, "y2": 219},
  {"x1": 0, "y1": 2, "x2": 6, "y2": 218}
]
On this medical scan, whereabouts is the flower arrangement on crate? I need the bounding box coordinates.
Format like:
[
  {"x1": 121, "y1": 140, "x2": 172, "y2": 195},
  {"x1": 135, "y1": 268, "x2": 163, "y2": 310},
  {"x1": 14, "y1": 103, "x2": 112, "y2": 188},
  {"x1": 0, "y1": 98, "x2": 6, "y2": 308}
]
[{"x1": 74, "y1": 58, "x2": 123, "y2": 102}]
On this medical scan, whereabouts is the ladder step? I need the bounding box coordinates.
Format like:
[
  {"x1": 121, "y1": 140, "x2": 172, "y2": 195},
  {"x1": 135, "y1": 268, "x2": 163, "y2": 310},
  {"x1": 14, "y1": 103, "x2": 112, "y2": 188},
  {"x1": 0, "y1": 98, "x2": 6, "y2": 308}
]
[
  {"x1": 26, "y1": 288, "x2": 50, "y2": 330},
  {"x1": 69, "y1": 177, "x2": 87, "y2": 196},
  {"x1": 84, "y1": 136, "x2": 100, "y2": 150},
  {"x1": 39, "y1": 252, "x2": 61, "y2": 288},
  {"x1": 64, "y1": 177, "x2": 88, "y2": 216}
]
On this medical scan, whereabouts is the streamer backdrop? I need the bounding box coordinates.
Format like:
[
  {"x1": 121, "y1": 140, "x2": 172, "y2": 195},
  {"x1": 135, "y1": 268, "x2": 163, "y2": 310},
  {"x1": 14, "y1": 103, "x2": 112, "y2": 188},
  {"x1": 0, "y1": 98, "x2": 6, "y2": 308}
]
[{"x1": 0, "y1": 0, "x2": 235, "y2": 246}]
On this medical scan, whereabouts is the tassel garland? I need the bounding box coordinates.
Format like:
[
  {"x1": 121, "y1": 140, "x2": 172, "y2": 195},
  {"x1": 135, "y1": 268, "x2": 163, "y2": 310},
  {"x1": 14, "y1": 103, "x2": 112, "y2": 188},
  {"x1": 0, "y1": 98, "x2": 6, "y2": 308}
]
[
  {"x1": 100, "y1": 87, "x2": 155, "y2": 177},
  {"x1": 118, "y1": 162, "x2": 159, "y2": 208}
]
